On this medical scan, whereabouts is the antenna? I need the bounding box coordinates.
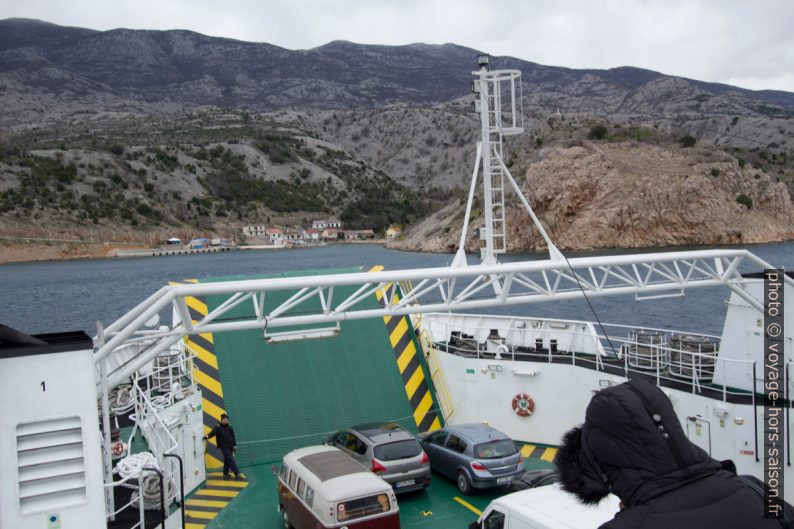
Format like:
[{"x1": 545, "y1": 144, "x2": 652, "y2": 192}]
[{"x1": 453, "y1": 54, "x2": 563, "y2": 269}]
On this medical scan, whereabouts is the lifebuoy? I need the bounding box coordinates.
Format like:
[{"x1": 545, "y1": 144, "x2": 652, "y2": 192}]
[
  {"x1": 112, "y1": 442, "x2": 124, "y2": 457},
  {"x1": 496, "y1": 344, "x2": 510, "y2": 358},
  {"x1": 512, "y1": 393, "x2": 535, "y2": 417}
]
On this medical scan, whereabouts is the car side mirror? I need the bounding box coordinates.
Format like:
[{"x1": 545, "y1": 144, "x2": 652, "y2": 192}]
[
  {"x1": 468, "y1": 521, "x2": 481, "y2": 529},
  {"x1": 323, "y1": 437, "x2": 332, "y2": 445},
  {"x1": 271, "y1": 464, "x2": 278, "y2": 476}
]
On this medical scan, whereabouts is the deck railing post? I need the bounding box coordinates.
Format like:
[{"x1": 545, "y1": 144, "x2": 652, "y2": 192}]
[
  {"x1": 752, "y1": 362, "x2": 759, "y2": 462},
  {"x1": 138, "y1": 471, "x2": 146, "y2": 527},
  {"x1": 164, "y1": 453, "x2": 185, "y2": 529}
]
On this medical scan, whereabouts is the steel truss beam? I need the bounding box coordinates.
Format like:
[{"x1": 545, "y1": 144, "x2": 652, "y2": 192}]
[{"x1": 94, "y1": 248, "x2": 790, "y2": 392}]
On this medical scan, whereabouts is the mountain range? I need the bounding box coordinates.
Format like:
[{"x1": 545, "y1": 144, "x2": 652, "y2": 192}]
[
  {"x1": 1, "y1": 17, "x2": 793, "y2": 119},
  {"x1": 0, "y1": 17, "x2": 792, "y2": 263}
]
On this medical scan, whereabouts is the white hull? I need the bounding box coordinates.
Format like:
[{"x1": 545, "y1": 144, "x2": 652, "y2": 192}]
[{"x1": 422, "y1": 283, "x2": 793, "y2": 505}]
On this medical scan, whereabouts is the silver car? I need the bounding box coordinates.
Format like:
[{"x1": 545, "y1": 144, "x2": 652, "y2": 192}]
[
  {"x1": 418, "y1": 424, "x2": 524, "y2": 494},
  {"x1": 326, "y1": 422, "x2": 431, "y2": 493}
]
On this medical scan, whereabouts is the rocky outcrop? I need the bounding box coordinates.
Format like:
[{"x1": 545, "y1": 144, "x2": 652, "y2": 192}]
[{"x1": 389, "y1": 141, "x2": 794, "y2": 253}]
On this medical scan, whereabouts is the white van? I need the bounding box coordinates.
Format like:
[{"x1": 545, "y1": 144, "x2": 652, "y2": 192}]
[
  {"x1": 469, "y1": 484, "x2": 621, "y2": 529},
  {"x1": 278, "y1": 445, "x2": 400, "y2": 529}
]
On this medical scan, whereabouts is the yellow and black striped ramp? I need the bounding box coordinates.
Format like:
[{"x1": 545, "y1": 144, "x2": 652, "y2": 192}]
[
  {"x1": 521, "y1": 443, "x2": 558, "y2": 462},
  {"x1": 184, "y1": 472, "x2": 249, "y2": 529},
  {"x1": 170, "y1": 280, "x2": 228, "y2": 469},
  {"x1": 369, "y1": 267, "x2": 442, "y2": 433}
]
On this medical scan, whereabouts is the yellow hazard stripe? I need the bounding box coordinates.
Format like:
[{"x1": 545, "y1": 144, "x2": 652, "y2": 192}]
[
  {"x1": 196, "y1": 488, "x2": 240, "y2": 498},
  {"x1": 405, "y1": 367, "x2": 424, "y2": 399},
  {"x1": 186, "y1": 296, "x2": 208, "y2": 314},
  {"x1": 205, "y1": 454, "x2": 224, "y2": 469},
  {"x1": 183, "y1": 474, "x2": 250, "y2": 528},
  {"x1": 173, "y1": 280, "x2": 230, "y2": 471},
  {"x1": 413, "y1": 392, "x2": 434, "y2": 425},
  {"x1": 206, "y1": 479, "x2": 248, "y2": 488},
  {"x1": 186, "y1": 498, "x2": 229, "y2": 508},
  {"x1": 371, "y1": 266, "x2": 438, "y2": 432},
  {"x1": 520, "y1": 443, "x2": 558, "y2": 461},
  {"x1": 396, "y1": 345, "x2": 415, "y2": 373},
  {"x1": 454, "y1": 497, "x2": 482, "y2": 516},
  {"x1": 187, "y1": 339, "x2": 219, "y2": 369},
  {"x1": 208, "y1": 472, "x2": 246, "y2": 478},
  {"x1": 202, "y1": 399, "x2": 226, "y2": 423},
  {"x1": 195, "y1": 370, "x2": 224, "y2": 399},
  {"x1": 390, "y1": 318, "x2": 409, "y2": 344}
]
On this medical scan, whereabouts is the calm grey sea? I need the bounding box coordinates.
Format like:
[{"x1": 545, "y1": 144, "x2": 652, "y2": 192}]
[{"x1": 0, "y1": 243, "x2": 791, "y2": 337}]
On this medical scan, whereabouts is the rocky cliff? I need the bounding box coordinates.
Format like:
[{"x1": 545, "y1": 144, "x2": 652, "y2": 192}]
[{"x1": 389, "y1": 140, "x2": 794, "y2": 253}]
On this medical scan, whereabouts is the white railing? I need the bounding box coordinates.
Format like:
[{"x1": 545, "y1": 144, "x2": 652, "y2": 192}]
[
  {"x1": 106, "y1": 345, "x2": 197, "y2": 524},
  {"x1": 94, "y1": 248, "x2": 790, "y2": 393},
  {"x1": 104, "y1": 469, "x2": 149, "y2": 528},
  {"x1": 427, "y1": 316, "x2": 757, "y2": 402}
]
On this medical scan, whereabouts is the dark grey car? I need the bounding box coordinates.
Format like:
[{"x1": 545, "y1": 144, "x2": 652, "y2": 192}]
[
  {"x1": 326, "y1": 422, "x2": 431, "y2": 493},
  {"x1": 418, "y1": 424, "x2": 524, "y2": 494},
  {"x1": 509, "y1": 469, "x2": 560, "y2": 491}
]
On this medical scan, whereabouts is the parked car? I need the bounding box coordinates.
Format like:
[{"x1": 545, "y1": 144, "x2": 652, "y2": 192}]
[
  {"x1": 325, "y1": 422, "x2": 431, "y2": 493},
  {"x1": 469, "y1": 483, "x2": 620, "y2": 529},
  {"x1": 277, "y1": 445, "x2": 400, "y2": 529},
  {"x1": 417, "y1": 424, "x2": 524, "y2": 494},
  {"x1": 508, "y1": 469, "x2": 560, "y2": 492}
]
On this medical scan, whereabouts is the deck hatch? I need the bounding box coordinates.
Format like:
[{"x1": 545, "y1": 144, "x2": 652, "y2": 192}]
[{"x1": 16, "y1": 416, "x2": 87, "y2": 514}]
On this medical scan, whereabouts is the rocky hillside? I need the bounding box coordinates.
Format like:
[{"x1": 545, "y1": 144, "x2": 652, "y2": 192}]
[
  {"x1": 0, "y1": 109, "x2": 437, "y2": 245},
  {"x1": 390, "y1": 135, "x2": 794, "y2": 253},
  {"x1": 1, "y1": 18, "x2": 792, "y2": 262},
  {"x1": 2, "y1": 17, "x2": 794, "y2": 129}
]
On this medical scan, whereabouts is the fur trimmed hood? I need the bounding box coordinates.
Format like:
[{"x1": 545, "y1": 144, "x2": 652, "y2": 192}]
[{"x1": 556, "y1": 379, "x2": 722, "y2": 508}]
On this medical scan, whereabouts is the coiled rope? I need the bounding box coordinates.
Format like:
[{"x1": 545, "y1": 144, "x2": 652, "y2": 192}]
[{"x1": 114, "y1": 451, "x2": 175, "y2": 510}]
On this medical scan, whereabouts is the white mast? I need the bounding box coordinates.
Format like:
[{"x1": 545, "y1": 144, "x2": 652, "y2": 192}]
[{"x1": 453, "y1": 54, "x2": 563, "y2": 268}]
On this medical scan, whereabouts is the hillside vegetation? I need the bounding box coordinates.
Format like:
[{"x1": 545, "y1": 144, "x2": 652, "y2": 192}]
[{"x1": 0, "y1": 110, "x2": 437, "y2": 243}]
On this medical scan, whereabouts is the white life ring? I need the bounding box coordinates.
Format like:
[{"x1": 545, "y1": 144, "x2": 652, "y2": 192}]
[{"x1": 496, "y1": 344, "x2": 510, "y2": 358}]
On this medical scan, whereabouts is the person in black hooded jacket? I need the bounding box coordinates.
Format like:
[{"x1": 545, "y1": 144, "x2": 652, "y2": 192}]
[{"x1": 556, "y1": 378, "x2": 792, "y2": 529}]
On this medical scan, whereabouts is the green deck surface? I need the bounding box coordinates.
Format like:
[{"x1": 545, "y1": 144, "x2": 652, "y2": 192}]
[
  {"x1": 204, "y1": 457, "x2": 555, "y2": 528},
  {"x1": 190, "y1": 269, "x2": 557, "y2": 527},
  {"x1": 201, "y1": 268, "x2": 419, "y2": 467}
]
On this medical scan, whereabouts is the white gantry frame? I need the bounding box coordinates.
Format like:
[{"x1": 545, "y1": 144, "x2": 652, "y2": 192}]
[
  {"x1": 454, "y1": 64, "x2": 564, "y2": 269},
  {"x1": 94, "y1": 248, "x2": 791, "y2": 391}
]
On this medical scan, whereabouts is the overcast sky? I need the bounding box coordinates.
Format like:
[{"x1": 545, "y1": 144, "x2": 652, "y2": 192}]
[{"x1": 2, "y1": 0, "x2": 793, "y2": 92}]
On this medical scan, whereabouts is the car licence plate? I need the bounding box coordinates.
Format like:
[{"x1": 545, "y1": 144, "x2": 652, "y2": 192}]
[
  {"x1": 395, "y1": 479, "x2": 415, "y2": 488},
  {"x1": 496, "y1": 476, "x2": 512, "y2": 484}
]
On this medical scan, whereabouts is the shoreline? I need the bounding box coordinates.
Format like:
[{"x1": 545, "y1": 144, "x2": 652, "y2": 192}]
[
  {"x1": 1, "y1": 236, "x2": 791, "y2": 266},
  {"x1": 0, "y1": 238, "x2": 390, "y2": 265}
]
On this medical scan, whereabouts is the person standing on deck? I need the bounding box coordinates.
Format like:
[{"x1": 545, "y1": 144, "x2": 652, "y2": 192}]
[{"x1": 203, "y1": 413, "x2": 240, "y2": 480}]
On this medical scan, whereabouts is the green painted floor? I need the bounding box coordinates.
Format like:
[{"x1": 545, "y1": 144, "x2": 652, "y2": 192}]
[{"x1": 204, "y1": 457, "x2": 556, "y2": 528}]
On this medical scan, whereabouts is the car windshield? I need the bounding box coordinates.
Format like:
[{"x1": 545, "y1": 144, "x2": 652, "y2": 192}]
[
  {"x1": 474, "y1": 439, "x2": 517, "y2": 459},
  {"x1": 373, "y1": 439, "x2": 422, "y2": 461}
]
